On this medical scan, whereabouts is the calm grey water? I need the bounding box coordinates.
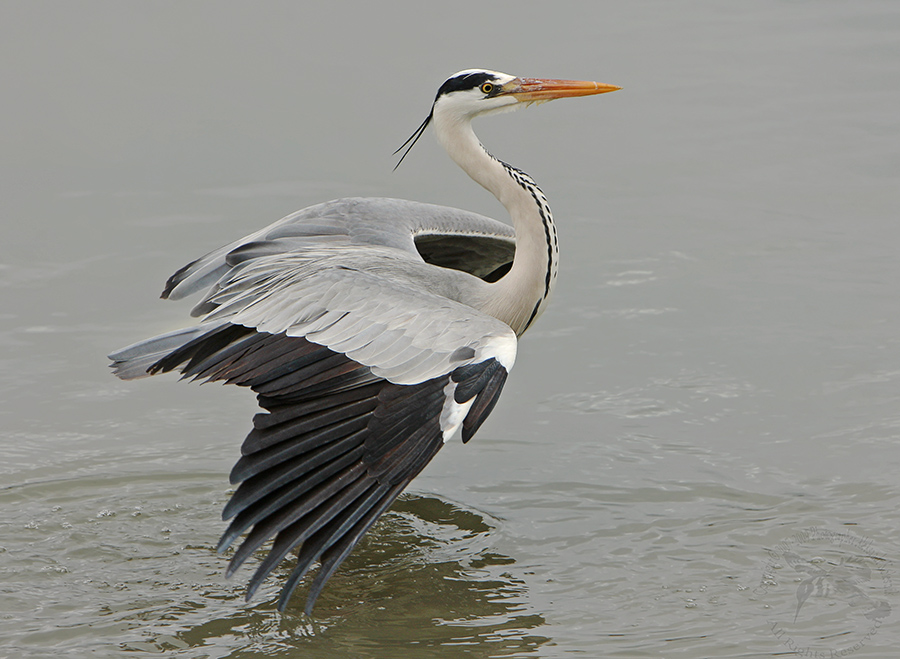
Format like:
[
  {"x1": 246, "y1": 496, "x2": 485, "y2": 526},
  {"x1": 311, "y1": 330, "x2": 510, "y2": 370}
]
[{"x1": 2, "y1": 2, "x2": 899, "y2": 657}]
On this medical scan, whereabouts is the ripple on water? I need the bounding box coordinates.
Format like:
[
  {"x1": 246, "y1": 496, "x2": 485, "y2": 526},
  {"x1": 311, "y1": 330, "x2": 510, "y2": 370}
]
[
  {"x1": 543, "y1": 368, "x2": 758, "y2": 424},
  {"x1": 0, "y1": 473, "x2": 550, "y2": 658}
]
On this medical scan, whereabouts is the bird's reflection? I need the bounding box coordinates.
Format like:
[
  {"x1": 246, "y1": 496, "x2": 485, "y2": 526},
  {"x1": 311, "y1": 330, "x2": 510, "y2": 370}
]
[
  {"x1": 4, "y1": 472, "x2": 549, "y2": 656},
  {"x1": 182, "y1": 494, "x2": 550, "y2": 657}
]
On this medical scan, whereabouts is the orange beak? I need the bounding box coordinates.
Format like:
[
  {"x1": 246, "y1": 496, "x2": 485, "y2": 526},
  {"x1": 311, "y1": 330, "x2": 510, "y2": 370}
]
[{"x1": 505, "y1": 78, "x2": 621, "y2": 102}]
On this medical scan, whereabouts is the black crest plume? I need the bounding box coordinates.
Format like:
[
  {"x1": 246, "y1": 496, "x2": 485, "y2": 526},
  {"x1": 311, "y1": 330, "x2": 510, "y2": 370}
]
[
  {"x1": 393, "y1": 71, "x2": 498, "y2": 170},
  {"x1": 393, "y1": 110, "x2": 433, "y2": 170}
]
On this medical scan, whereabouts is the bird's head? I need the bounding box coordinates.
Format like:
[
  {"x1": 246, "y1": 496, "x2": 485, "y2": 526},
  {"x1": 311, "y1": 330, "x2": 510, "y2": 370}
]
[
  {"x1": 395, "y1": 69, "x2": 619, "y2": 167},
  {"x1": 434, "y1": 69, "x2": 619, "y2": 118}
]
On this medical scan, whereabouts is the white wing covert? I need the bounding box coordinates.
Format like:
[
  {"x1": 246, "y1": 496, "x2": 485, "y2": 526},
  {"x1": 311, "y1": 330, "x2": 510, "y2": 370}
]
[{"x1": 196, "y1": 247, "x2": 516, "y2": 384}]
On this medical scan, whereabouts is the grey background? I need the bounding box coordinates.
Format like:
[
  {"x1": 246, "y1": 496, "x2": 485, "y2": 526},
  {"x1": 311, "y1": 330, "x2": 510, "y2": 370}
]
[{"x1": 2, "y1": 1, "x2": 898, "y2": 657}]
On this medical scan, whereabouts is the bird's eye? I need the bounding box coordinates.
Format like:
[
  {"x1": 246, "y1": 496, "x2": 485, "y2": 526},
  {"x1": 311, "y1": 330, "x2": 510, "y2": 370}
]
[{"x1": 481, "y1": 82, "x2": 494, "y2": 94}]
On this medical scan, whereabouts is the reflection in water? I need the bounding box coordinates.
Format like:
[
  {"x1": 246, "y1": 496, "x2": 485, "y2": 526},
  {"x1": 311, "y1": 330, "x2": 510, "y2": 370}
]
[{"x1": 0, "y1": 477, "x2": 549, "y2": 657}]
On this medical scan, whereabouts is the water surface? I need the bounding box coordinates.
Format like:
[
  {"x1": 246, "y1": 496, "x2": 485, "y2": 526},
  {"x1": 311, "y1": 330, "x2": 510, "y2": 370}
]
[{"x1": 2, "y1": 2, "x2": 899, "y2": 657}]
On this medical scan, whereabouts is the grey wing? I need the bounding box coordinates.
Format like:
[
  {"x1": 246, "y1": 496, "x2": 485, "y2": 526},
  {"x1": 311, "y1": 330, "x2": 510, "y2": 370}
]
[
  {"x1": 162, "y1": 197, "x2": 516, "y2": 304},
  {"x1": 110, "y1": 253, "x2": 517, "y2": 613},
  {"x1": 195, "y1": 248, "x2": 516, "y2": 384}
]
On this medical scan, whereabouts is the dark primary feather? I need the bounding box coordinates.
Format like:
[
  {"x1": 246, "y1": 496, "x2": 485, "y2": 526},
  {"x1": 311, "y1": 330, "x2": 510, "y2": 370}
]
[{"x1": 147, "y1": 323, "x2": 508, "y2": 613}]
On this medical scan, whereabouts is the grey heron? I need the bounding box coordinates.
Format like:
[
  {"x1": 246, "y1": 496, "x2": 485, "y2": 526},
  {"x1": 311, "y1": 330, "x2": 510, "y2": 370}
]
[{"x1": 109, "y1": 69, "x2": 620, "y2": 613}]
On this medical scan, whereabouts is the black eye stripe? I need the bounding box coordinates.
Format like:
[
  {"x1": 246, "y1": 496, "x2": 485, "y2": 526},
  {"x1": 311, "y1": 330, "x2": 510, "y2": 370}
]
[{"x1": 435, "y1": 72, "x2": 499, "y2": 100}]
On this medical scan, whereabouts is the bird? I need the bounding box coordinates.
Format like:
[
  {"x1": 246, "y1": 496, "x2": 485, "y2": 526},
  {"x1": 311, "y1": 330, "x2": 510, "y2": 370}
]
[{"x1": 109, "y1": 69, "x2": 620, "y2": 614}]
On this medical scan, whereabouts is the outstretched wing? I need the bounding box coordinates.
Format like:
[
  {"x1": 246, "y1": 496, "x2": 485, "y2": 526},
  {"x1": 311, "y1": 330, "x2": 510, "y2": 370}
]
[
  {"x1": 110, "y1": 250, "x2": 517, "y2": 613},
  {"x1": 143, "y1": 325, "x2": 511, "y2": 613},
  {"x1": 161, "y1": 197, "x2": 516, "y2": 303}
]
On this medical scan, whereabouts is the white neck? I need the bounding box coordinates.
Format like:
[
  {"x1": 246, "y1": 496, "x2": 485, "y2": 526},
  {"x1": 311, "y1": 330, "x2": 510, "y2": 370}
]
[{"x1": 432, "y1": 108, "x2": 558, "y2": 336}]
